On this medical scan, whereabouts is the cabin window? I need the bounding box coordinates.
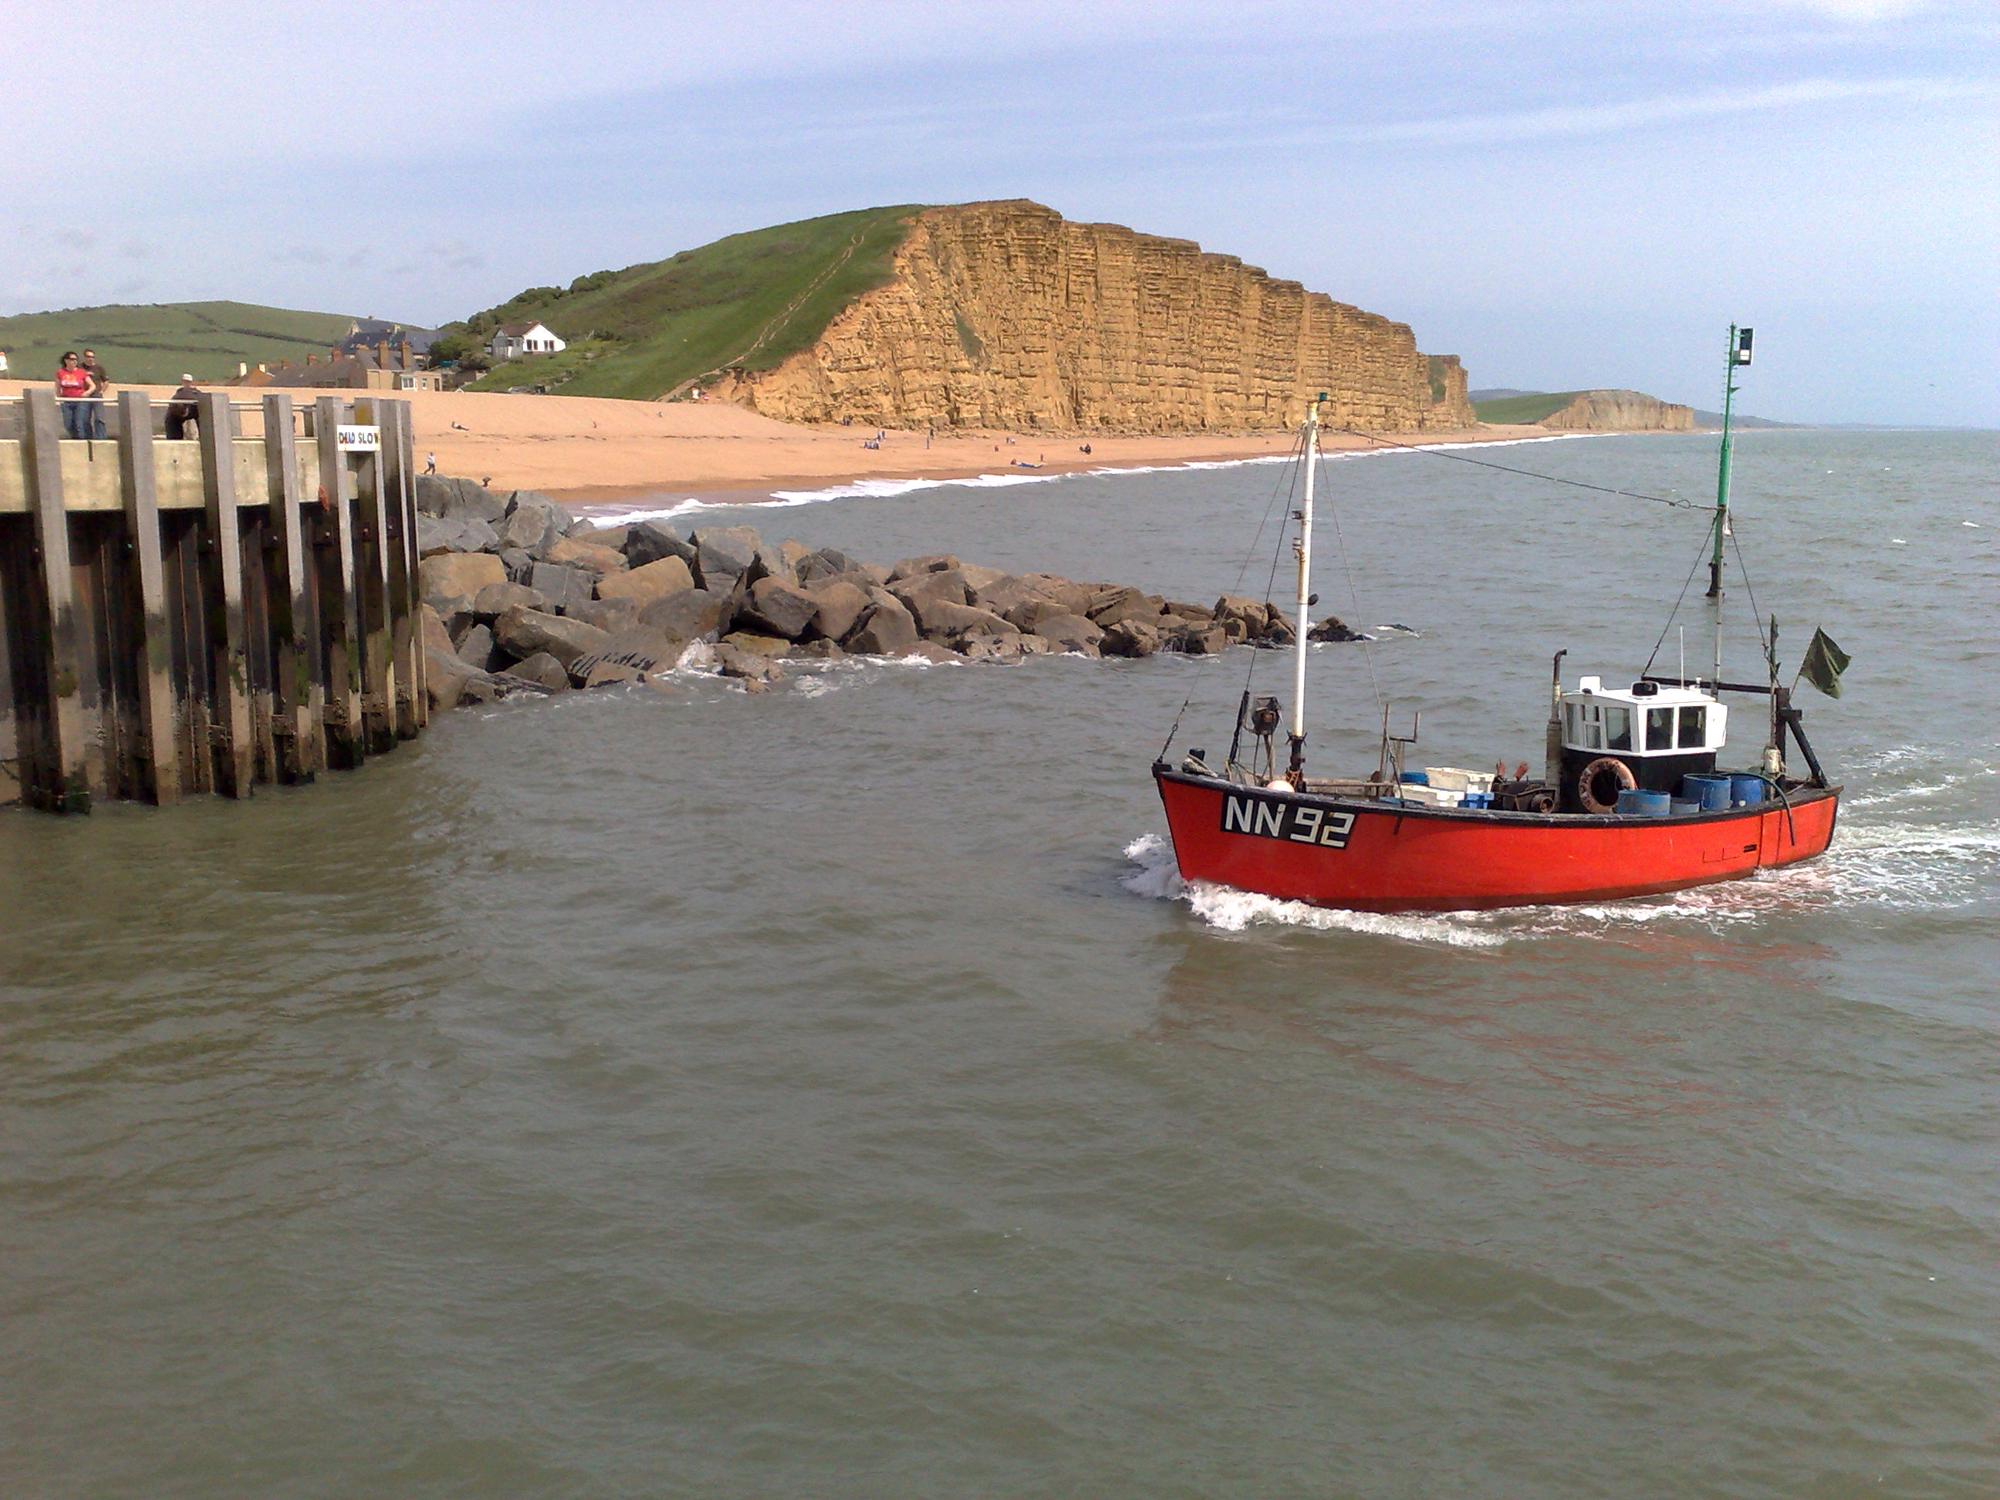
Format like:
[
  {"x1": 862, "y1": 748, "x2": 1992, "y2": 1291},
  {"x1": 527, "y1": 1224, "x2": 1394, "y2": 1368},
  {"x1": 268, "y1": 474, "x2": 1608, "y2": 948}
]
[
  {"x1": 1678, "y1": 705, "x2": 1706, "y2": 749},
  {"x1": 1646, "y1": 706, "x2": 1675, "y2": 752},
  {"x1": 1604, "y1": 706, "x2": 1632, "y2": 752}
]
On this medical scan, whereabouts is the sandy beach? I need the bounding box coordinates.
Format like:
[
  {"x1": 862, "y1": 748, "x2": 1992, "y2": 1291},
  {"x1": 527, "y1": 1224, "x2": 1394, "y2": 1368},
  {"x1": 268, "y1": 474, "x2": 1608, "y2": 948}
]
[{"x1": 1, "y1": 380, "x2": 1557, "y2": 503}]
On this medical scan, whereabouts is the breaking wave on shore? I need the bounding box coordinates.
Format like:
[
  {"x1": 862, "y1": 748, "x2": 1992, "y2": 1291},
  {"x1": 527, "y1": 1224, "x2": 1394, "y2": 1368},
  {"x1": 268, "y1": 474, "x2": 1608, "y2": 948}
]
[{"x1": 576, "y1": 432, "x2": 1603, "y2": 526}]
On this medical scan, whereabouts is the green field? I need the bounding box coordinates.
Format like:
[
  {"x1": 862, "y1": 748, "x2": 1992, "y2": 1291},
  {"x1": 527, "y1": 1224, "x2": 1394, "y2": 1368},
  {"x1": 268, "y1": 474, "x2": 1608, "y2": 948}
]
[
  {"x1": 1472, "y1": 391, "x2": 1579, "y2": 424},
  {"x1": 0, "y1": 301, "x2": 361, "y2": 386},
  {"x1": 459, "y1": 205, "x2": 926, "y2": 398}
]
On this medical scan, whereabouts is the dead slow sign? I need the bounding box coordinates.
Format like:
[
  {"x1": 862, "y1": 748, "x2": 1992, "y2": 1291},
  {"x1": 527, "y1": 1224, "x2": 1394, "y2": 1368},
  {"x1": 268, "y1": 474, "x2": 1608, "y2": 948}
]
[{"x1": 1221, "y1": 793, "x2": 1356, "y2": 849}]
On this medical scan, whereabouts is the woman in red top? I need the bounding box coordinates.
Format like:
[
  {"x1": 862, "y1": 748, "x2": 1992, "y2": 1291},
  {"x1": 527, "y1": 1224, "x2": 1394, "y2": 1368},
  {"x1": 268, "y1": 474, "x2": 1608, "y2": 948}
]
[{"x1": 55, "y1": 351, "x2": 92, "y2": 438}]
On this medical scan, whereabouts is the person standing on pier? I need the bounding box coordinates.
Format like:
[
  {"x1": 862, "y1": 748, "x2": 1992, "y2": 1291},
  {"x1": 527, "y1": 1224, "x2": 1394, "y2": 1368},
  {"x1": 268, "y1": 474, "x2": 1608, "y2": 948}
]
[
  {"x1": 81, "y1": 348, "x2": 110, "y2": 438},
  {"x1": 165, "y1": 374, "x2": 201, "y2": 441},
  {"x1": 55, "y1": 351, "x2": 92, "y2": 438}
]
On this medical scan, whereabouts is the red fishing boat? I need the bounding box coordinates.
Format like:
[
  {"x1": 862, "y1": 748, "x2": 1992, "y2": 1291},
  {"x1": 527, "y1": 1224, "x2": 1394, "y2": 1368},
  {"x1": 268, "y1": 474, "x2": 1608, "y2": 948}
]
[{"x1": 1153, "y1": 328, "x2": 1845, "y2": 913}]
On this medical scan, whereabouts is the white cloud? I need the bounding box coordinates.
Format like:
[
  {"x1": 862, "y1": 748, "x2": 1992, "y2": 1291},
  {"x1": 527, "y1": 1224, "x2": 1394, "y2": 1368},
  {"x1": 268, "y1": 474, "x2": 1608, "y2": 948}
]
[{"x1": 1331, "y1": 76, "x2": 1989, "y2": 146}]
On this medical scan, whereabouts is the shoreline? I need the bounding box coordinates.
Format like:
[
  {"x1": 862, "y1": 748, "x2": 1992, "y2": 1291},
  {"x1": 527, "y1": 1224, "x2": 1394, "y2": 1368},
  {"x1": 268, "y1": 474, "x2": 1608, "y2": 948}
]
[{"x1": 1, "y1": 379, "x2": 1580, "y2": 505}]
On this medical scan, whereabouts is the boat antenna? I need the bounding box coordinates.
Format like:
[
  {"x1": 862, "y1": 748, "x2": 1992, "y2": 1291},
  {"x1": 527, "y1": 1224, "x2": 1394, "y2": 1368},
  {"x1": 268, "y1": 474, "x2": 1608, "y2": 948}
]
[
  {"x1": 1709, "y1": 323, "x2": 1753, "y2": 687},
  {"x1": 1286, "y1": 394, "x2": 1324, "y2": 783}
]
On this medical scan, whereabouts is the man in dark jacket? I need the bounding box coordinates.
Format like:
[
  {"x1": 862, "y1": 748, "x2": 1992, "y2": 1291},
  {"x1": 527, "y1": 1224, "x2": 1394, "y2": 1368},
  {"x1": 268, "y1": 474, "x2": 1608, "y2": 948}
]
[{"x1": 165, "y1": 374, "x2": 200, "y2": 441}]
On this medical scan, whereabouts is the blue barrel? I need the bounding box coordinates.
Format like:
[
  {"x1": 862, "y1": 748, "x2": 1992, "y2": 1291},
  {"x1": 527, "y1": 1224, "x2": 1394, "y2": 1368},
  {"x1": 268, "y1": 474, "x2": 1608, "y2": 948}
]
[
  {"x1": 1462, "y1": 791, "x2": 1491, "y2": 809},
  {"x1": 1670, "y1": 798, "x2": 1701, "y2": 817},
  {"x1": 1682, "y1": 774, "x2": 1733, "y2": 812},
  {"x1": 1730, "y1": 773, "x2": 1767, "y2": 807},
  {"x1": 1615, "y1": 788, "x2": 1671, "y2": 817}
]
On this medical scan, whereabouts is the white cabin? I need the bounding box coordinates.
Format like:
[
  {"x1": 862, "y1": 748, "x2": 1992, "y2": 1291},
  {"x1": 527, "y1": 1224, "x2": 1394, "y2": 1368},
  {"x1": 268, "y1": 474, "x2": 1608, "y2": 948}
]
[
  {"x1": 488, "y1": 322, "x2": 566, "y2": 360},
  {"x1": 1560, "y1": 676, "x2": 1727, "y2": 758}
]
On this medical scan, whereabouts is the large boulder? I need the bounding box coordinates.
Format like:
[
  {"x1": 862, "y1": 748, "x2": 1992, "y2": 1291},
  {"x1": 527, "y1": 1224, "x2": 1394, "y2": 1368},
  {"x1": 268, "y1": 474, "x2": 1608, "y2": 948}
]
[
  {"x1": 567, "y1": 523, "x2": 631, "y2": 551},
  {"x1": 492, "y1": 606, "x2": 610, "y2": 668},
  {"x1": 595, "y1": 555, "x2": 695, "y2": 606},
  {"x1": 500, "y1": 548, "x2": 536, "y2": 583},
  {"x1": 843, "y1": 597, "x2": 919, "y2": 655},
  {"x1": 1308, "y1": 614, "x2": 1366, "y2": 643},
  {"x1": 567, "y1": 627, "x2": 690, "y2": 687},
  {"x1": 889, "y1": 568, "x2": 971, "y2": 616},
  {"x1": 1086, "y1": 586, "x2": 1162, "y2": 629},
  {"x1": 419, "y1": 603, "x2": 455, "y2": 659},
  {"x1": 424, "y1": 646, "x2": 503, "y2": 711},
  {"x1": 692, "y1": 526, "x2": 770, "y2": 593},
  {"x1": 544, "y1": 537, "x2": 627, "y2": 575},
  {"x1": 714, "y1": 642, "x2": 784, "y2": 683},
  {"x1": 638, "y1": 587, "x2": 733, "y2": 641},
  {"x1": 416, "y1": 514, "x2": 468, "y2": 558},
  {"x1": 907, "y1": 595, "x2": 1018, "y2": 645},
  {"x1": 736, "y1": 577, "x2": 819, "y2": 640},
  {"x1": 416, "y1": 475, "x2": 508, "y2": 526},
  {"x1": 527, "y1": 562, "x2": 595, "y2": 615},
  {"x1": 494, "y1": 493, "x2": 573, "y2": 554},
  {"x1": 1100, "y1": 619, "x2": 1163, "y2": 658},
  {"x1": 778, "y1": 539, "x2": 814, "y2": 579},
  {"x1": 455, "y1": 622, "x2": 499, "y2": 670},
  {"x1": 795, "y1": 546, "x2": 866, "y2": 584},
  {"x1": 419, "y1": 553, "x2": 507, "y2": 617},
  {"x1": 562, "y1": 597, "x2": 642, "y2": 634},
  {"x1": 472, "y1": 580, "x2": 549, "y2": 621},
  {"x1": 803, "y1": 579, "x2": 870, "y2": 642},
  {"x1": 888, "y1": 553, "x2": 959, "y2": 582},
  {"x1": 624, "y1": 521, "x2": 698, "y2": 570},
  {"x1": 1165, "y1": 622, "x2": 1230, "y2": 655},
  {"x1": 501, "y1": 652, "x2": 571, "y2": 693},
  {"x1": 1026, "y1": 611, "x2": 1104, "y2": 654}
]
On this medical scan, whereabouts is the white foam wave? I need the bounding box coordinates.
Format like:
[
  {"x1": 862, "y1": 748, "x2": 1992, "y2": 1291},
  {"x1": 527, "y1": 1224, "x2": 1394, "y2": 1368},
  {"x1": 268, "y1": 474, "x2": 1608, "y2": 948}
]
[{"x1": 1120, "y1": 835, "x2": 1508, "y2": 947}]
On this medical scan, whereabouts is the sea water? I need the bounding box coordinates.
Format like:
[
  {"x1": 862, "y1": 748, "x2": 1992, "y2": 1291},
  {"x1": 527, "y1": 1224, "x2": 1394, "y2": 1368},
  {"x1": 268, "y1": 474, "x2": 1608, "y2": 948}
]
[{"x1": 3, "y1": 429, "x2": 1995, "y2": 1496}]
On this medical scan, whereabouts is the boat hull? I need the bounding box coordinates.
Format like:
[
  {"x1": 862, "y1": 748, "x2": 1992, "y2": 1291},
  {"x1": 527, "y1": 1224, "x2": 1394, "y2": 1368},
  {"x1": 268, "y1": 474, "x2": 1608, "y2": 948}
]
[{"x1": 1153, "y1": 768, "x2": 1841, "y2": 913}]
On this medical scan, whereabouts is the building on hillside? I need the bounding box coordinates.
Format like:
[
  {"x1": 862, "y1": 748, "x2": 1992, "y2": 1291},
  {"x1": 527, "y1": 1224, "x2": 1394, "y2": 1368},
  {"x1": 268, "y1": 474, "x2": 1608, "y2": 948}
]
[
  {"x1": 230, "y1": 338, "x2": 443, "y2": 392},
  {"x1": 488, "y1": 322, "x2": 565, "y2": 361},
  {"x1": 339, "y1": 318, "x2": 437, "y2": 361}
]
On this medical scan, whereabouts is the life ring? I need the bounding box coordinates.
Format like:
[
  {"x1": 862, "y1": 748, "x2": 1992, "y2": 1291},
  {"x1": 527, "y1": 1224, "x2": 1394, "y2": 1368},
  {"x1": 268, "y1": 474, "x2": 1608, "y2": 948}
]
[{"x1": 1577, "y1": 756, "x2": 1637, "y2": 814}]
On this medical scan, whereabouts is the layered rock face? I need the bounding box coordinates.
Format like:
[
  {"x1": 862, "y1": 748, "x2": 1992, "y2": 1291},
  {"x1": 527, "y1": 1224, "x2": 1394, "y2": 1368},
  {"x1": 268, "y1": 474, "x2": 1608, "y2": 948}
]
[
  {"x1": 714, "y1": 201, "x2": 1475, "y2": 434},
  {"x1": 1540, "y1": 390, "x2": 1694, "y2": 432}
]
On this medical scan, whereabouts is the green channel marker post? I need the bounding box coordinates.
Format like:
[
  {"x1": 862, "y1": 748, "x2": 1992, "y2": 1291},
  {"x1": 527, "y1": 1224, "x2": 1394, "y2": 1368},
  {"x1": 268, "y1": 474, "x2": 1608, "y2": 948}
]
[{"x1": 1708, "y1": 324, "x2": 1752, "y2": 600}]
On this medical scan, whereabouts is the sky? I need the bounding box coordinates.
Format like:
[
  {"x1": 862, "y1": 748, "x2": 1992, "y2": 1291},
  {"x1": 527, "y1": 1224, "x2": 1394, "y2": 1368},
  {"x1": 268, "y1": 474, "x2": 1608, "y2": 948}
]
[{"x1": 4, "y1": 0, "x2": 1995, "y2": 425}]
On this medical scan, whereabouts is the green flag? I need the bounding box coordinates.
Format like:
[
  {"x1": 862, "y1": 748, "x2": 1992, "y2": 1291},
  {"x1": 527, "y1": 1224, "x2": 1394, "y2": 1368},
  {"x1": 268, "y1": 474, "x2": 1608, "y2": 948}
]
[{"x1": 1799, "y1": 627, "x2": 1851, "y2": 699}]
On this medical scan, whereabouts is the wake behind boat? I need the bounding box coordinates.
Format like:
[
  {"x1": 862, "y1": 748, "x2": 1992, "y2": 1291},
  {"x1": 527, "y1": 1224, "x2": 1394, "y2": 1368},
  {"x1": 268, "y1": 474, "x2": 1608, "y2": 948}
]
[{"x1": 1153, "y1": 327, "x2": 1847, "y2": 914}]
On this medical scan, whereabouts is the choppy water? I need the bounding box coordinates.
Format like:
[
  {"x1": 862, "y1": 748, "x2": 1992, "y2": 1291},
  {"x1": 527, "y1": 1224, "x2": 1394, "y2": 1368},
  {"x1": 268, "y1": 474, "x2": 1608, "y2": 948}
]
[{"x1": 4, "y1": 429, "x2": 1995, "y2": 1497}]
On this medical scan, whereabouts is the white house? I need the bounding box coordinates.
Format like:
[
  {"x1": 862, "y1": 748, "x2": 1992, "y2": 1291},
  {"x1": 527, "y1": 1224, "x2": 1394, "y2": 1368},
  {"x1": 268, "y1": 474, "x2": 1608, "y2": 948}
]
[{"x1": 488, "y1": 321, "x2": 566, "y2": 360}]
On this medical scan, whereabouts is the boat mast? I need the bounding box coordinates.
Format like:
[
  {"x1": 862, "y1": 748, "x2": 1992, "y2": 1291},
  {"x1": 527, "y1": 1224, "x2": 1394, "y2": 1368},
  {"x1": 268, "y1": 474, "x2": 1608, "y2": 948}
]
[
  {"x1": 1287, "y1": 393, "x2": 1324, "y2": 783},
  {"x1": 1707, "y1": 325, "x2": 1752, "y2": 685}
]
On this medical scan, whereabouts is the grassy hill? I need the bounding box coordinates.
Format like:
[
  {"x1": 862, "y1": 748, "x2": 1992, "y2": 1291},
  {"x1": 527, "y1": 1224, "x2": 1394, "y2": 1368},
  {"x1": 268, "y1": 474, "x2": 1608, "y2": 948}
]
[
  {"x1": 457, "y1": 204, "x2": 925, "y2": 398},
  {"x1": 0, "y1": 301, "x2": 361, "y2": 385},
  {"x1": 1473, "y1": 391, "x2": 1579, "y2": 424}
]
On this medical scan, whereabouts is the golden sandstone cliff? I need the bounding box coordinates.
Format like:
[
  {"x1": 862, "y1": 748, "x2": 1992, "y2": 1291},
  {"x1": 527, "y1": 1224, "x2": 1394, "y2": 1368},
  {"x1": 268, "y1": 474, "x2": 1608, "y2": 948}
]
[
  {"x1": 713, "y1": 201, "x2": 1475, "y2": 434},
  {"x1": 1539, "y1": 390, "x2": 1695, "y2": 432}
]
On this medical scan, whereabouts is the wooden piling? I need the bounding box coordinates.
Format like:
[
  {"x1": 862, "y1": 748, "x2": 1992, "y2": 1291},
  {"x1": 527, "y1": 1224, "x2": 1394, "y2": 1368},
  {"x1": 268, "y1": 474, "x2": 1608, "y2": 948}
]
[
  {"x1": 314, "y1": 396, "x2": 365, "y2": 770},
  {"x1": 19, "y1": 390, "x2": 91, "y2": 811},
  {"x1": 115, "y1": 391, "x2": 181, "y2": 804},
  {"x1": 196, "y1": 391, "x2": 256, "y2": 798},
  {"x1": 261, "y1": 394, "x2": 321, "y2": 781},
  {"x1": 378, "y1": 401, "x2": 424, "y2": 736},
  {"x1": 351, "y1": 399, "x2": 398, "y2": 754}
]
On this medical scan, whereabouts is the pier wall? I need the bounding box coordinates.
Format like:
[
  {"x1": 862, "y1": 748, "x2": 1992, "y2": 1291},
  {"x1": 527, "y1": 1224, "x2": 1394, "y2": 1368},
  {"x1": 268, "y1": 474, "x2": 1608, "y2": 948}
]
[{"x1": 0, "y1": 391, "x2": 425, "y2": 812}]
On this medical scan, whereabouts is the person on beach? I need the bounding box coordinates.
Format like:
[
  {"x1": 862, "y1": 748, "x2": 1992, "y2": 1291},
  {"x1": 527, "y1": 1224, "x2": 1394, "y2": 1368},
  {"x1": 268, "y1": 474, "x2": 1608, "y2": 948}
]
[
  {"x1": 56, "y1": 351, "x2": 92, "y2": 438},
  {"x1": 165, "y1": 374, "x2": 200, "y2": 440},
  {"x1": 81, "y1": 348, "x2": 109, "y2": 437},
  {"x1": 424, "y1": 451, "x2": 437, "y2": 474}
]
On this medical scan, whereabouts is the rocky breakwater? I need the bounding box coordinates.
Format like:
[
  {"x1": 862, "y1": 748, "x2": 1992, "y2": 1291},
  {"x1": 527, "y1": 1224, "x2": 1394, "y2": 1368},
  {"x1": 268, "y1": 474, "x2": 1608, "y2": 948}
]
[{"x1": 415, "y1": 476, "x2": 1356, "y2": 709}]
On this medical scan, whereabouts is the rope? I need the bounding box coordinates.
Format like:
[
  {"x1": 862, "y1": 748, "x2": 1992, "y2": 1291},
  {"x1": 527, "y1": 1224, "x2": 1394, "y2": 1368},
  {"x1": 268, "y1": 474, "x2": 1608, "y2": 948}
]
[
  {"x1": 1332, "y1": 428, "x2": 1706, "y2": 510},
  {"x1": 1642, "y1": 528, "x2": 1717, "y2": 677},
  {"x1": 1317, "y1": 446, "x2": 1383, "y2": 710},
  {"x1": 1157, "y1": 426, "x2": 1308, "y2": 760}
]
